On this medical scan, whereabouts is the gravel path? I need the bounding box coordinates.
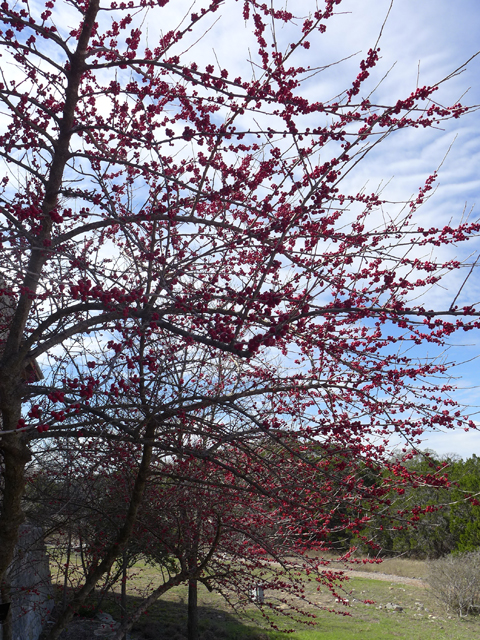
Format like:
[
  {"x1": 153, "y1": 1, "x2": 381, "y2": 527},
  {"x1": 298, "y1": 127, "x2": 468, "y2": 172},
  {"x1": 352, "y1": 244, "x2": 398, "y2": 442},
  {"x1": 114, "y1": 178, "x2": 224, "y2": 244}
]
[{"x1": 345, "y1": 568, "x2": 426, "y2": 587}]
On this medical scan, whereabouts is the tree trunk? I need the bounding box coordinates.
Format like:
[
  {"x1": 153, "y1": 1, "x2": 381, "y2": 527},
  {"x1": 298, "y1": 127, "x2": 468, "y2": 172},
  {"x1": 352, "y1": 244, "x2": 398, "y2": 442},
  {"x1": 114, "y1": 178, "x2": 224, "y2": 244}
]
[
  {"x1": 111, "y1": 571, "x2": 189, "y2": 640},
  {"x1": 0, "y1": 581, "x2": 12, "y2": 640},
  {"x1": 62, "y1": 529, "x2": 72, "y2": 612},
  {"x1": 45, "y1": 429, "x2": 154, "y2": 640},
  {"x1": 0, "y1": 432, "x2": 31, "y2": 584},
  {"x1": 0, "y1": 0, "x2": 100, "y2": 589},
  {"x1": 120, "y1": 550, "x2": 128, "y2": 639},
  {"x1": 187, "y1": 579, "x2": 199, "y2": 640}
]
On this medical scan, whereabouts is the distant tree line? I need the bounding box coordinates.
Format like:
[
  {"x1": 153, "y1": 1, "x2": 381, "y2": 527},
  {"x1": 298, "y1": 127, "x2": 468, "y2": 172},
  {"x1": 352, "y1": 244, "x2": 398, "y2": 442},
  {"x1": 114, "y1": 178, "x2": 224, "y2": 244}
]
[{"x1": 339, "y1": 451, "x2": 480, "y2": 559}]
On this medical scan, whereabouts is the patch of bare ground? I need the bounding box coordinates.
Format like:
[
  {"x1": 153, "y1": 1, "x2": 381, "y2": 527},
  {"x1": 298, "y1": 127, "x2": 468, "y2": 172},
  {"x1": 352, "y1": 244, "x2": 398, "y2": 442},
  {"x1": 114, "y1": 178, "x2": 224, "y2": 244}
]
[{"x1": 344, "y1": 568, "x2": 425, "y2": 587}]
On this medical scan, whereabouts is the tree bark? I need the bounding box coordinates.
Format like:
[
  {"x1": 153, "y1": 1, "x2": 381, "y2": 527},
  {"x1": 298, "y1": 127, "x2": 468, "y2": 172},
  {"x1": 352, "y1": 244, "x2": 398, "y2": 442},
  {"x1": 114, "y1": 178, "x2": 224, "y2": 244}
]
[
  {"x1": 0, "y1": 580, "x2": 12, "y2": 640},
  {"x1": 0, "y1": 432, "x2": 31, "y2": 583},
  {"x1": 120, "y1": 550, "x2": 128, "y2": 637},
  {"x1": 62, "y1": 530, "x2": 72, "y2": 612},
  {"x1": 187, "y1": 579, "x2": 199, "y2": 640}
]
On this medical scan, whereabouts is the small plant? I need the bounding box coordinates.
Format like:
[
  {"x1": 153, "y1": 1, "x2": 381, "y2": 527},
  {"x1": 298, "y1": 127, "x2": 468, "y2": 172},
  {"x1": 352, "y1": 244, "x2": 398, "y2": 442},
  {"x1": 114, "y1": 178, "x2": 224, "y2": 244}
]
[
  {"x1": 427, "y1": 550, "x2": 480, "y2": 617},
  {"x1": 76, "y1": 605, "x2": 97, "y2": 619}
]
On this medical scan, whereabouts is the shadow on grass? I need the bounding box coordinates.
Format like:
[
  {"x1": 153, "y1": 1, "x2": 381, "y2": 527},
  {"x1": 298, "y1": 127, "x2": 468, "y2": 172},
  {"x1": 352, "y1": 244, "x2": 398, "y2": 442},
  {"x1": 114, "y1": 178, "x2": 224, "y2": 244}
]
[
  {"x1": 129, "y1": 598, "x2": 269, "y2": 640},
  {"x1": 134, "y1": 602, "x2": 268, "y2": 640},
  {"x1": 54, "y1": 588, "x2": 271, "y2": 640}
]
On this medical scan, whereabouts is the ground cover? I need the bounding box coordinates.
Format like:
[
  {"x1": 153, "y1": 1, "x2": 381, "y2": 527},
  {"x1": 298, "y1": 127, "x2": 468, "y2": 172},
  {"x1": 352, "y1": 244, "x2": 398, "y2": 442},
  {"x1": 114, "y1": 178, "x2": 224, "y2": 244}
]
[{"x1": 47, "y1": 556, "x2": 480, "y2": 639}]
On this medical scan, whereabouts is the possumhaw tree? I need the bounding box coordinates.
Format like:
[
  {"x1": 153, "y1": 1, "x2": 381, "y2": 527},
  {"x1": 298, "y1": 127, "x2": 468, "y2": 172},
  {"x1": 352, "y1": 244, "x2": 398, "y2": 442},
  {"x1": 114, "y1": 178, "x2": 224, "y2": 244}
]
[
  {"x1": 27, "y1": 437, "x2": 364, "y2": 638},
  {"x1": 0, "y1": 0, "x2": 479, "y2": 636},
  {"x1": 28, "y1": 427, "x2": 415, "y2": 639}
]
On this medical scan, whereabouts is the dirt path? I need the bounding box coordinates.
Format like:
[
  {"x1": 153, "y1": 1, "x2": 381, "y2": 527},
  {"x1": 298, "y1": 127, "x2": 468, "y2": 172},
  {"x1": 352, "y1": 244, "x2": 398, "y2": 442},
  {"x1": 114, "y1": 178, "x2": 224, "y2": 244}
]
[{"x1": 345, "y1": 569, "x2": 426, "y2": 587}]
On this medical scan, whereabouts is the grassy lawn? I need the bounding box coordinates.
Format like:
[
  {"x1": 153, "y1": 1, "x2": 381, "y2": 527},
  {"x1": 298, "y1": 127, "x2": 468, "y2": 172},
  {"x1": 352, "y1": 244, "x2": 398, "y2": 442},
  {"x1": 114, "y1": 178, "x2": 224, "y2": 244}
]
[
  {"x1": 52, "y1": 556, "x2": 480, "y2": 639},
  {"x1": 126, "y1": 575, "x2": 478, "y2": 640}
]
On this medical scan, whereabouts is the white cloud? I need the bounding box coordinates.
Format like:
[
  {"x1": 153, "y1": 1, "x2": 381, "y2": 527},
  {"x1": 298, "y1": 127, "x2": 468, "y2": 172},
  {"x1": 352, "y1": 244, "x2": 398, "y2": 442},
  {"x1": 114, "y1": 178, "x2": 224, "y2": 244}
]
[{"x1": 421, "y1": 426, "x2": 480, "y2": 459}]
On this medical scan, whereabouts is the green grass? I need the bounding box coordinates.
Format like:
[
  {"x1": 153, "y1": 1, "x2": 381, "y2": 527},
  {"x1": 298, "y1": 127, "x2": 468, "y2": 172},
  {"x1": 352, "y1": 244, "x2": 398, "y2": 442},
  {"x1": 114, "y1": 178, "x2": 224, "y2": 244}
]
[
  {"x1": 51, "y1": 555, "x2": 480, "y2": 639},
  {"x1": 121, "y1": 574, "x2": 480, "y2": 640},
  {"x1": 216, "y1": 575, "x2": 478, "y2": 640}
]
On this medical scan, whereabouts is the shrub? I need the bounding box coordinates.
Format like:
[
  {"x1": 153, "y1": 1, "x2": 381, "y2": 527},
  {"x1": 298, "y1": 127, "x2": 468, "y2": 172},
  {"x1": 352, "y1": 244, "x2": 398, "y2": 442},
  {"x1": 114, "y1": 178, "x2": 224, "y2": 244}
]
[{"x1": 427, "y1": 550, "x2": 480, "y2": 616}]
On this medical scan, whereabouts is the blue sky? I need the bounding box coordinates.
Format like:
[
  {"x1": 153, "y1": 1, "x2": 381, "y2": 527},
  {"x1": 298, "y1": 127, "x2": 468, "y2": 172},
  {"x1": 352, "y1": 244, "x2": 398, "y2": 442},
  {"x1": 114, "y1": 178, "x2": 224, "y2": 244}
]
[
  {"x1": 214, "y1": 0, "x2": 480, "y2": 458},
  {"x1": 42, "y1": 0, "x2": 480, "y2": 457},
  {"x1": 190, "y1": 0, "x2": 480, "y2": 457},
  {"x1": 340, "y1": 0, "x2": 480, "y2": 458},
  {"x1": 3, "y1": 0, "x2": 480, "y2": 457}
]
